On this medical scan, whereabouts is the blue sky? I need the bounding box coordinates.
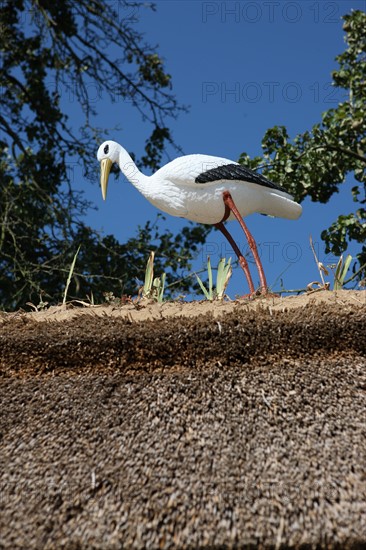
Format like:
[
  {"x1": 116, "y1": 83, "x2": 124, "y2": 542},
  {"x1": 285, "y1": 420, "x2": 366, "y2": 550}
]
[{"x1": 78, "y1": 0, "x2": 365, "y2": 297}]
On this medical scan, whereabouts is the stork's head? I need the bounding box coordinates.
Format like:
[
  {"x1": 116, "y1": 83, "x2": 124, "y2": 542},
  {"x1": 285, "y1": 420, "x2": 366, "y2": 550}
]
[{"x1": 97, "y1": 141, "x2": 120, "y2": 200}]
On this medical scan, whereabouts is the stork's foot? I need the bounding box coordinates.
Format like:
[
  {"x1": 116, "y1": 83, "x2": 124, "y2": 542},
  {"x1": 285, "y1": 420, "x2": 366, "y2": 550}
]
[{"x1": 239, "y1": 288, "x2": 280, "y2": 300}]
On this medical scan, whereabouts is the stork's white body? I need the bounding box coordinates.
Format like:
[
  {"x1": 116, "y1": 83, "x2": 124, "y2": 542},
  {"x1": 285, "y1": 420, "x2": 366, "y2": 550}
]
[
  {"x1": 147, "y1": 154, "x2": 301, "y2": 224},
  {"x1": 97, "y1": 141, "x2": 302, "y2": 225}
]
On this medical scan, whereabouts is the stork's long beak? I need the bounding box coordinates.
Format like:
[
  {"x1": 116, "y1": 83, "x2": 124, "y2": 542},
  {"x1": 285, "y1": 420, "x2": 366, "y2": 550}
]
[{"x1": 100, "y1": 158, "x2": 113, "y2": 200}]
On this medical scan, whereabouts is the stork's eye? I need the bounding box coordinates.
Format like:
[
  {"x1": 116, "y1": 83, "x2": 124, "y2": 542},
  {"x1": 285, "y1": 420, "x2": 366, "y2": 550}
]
[{"x1": 104, "y1": 144, "x2": 109, "y2": 155}]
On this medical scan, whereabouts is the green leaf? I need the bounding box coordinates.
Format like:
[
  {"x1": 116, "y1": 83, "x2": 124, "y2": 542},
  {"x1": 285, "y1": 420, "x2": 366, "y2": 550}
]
[
  {"x1": 216, "y1": 257, "x2": 232, "y2": 299},
  {"x1": 63, "y1": 245, "x2": 81, "y2": 305},
  {"x1": 207, "y1": 256, "x2": 213, "y2": 298},
  {"x1": 195, "y1": 273, "x2": 211, "y2": 300},
  {"x1": 334, "y1": 254, "x2": 353, "y2": 290},
  {"x1": 143, "y1": 251, "x2": 155, "y2": 298}
]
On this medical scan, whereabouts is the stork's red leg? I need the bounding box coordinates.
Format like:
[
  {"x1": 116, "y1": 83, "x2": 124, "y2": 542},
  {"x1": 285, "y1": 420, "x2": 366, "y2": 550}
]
[
  {"x1": 214, "y1": 221, "x2": 255, "y2": 295},
  {"x1": 222, "y1": 190, "x2": 268, "y2": 293}
]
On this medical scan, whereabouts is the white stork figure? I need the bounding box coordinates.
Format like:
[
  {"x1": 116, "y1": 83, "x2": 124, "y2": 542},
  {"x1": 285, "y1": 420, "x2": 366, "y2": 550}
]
[{"x1": 97, "y1": 140, "x2": 302, "y2": 295}]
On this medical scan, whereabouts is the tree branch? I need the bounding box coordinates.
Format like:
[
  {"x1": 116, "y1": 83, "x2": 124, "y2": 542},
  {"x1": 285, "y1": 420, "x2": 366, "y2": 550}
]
[{"x1": 295, "y1": 144, "x2": 366, "y2": 164}]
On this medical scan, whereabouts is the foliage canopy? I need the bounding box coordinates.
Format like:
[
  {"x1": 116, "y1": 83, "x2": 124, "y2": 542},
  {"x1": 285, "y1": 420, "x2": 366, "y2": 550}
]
[
  {"x1": 239, "y1": 10, "x2": 366, "y2": 281},
  {"x1": 0, "y1": 0, "x2": 209, "y2": 310}
]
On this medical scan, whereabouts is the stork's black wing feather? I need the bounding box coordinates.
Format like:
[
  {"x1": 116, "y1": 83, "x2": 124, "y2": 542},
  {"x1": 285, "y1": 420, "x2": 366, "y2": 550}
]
[{"x1": 195, "y1": 163, "x2": 287, "y2": 193}]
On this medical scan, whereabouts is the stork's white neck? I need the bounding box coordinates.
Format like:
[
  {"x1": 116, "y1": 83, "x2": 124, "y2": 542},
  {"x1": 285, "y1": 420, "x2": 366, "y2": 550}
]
[{"x1": 117, "y1": 146, "x2": 150, "y2": 196}]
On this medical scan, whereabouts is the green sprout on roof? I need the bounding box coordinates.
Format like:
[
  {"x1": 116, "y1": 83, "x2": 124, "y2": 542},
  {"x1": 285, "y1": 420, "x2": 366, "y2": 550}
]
[{"x1": 196, "y1": 256, "x2": 232, "y2": 300}]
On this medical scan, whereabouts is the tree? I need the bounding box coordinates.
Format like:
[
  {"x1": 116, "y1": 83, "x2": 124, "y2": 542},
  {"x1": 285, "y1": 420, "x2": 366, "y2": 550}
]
[
  {"x1": 238, "y1": 10, "x2": 366, "y2": 282},
  {"x1": 0, "y1": 0, "x2": 209, "y2": 310}
]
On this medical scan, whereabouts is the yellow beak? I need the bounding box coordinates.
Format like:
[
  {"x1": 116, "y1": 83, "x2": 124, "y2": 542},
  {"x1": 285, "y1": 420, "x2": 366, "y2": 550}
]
[{"x1": 100, "y1": 158, "x2": 113, "y2": 200}]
